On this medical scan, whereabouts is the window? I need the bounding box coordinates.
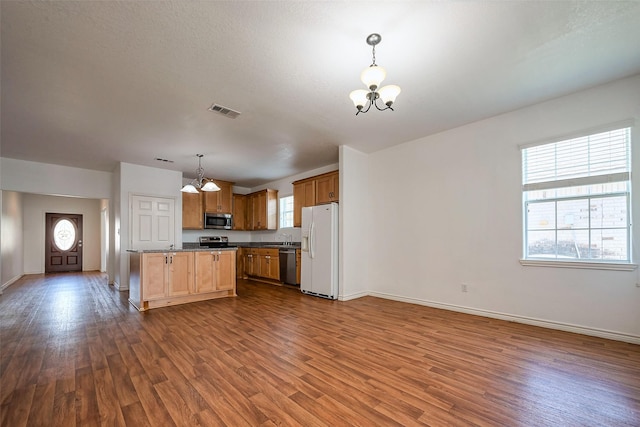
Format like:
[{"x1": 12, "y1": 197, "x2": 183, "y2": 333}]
[
  {"x1": 279, "y1": 195, "x2": 294, "y2": 228},
  {"x1": 521, "y1": 126, "x2": 632, "y2": 264}
]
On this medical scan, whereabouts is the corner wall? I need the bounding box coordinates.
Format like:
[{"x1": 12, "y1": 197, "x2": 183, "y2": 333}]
[
  {"x1": 1, "y1": 191, "x2": 24, "y2": 289},
  {"x1": 365, "y1": 74, "x2": 640, "y2": 341}
]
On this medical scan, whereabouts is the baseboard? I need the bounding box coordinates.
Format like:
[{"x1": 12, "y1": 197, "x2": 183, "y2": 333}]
[
  {"x1": 339, "y1": 290, "x2": 369, "y2": 301},
  {"x1": 113, "y1": 280, "x2": 129, "y2": 292},
  {"x1": 368, "y1": 291, "x2": 640, "y2": 345},
  {"x1": 1, "y1": 274, "x2": 24, "y2": 292}
]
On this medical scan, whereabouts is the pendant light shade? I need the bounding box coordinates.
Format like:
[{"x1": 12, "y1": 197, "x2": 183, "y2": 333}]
[{"x1": 360, "y1": 65, "x2": 386, "y2": 91}]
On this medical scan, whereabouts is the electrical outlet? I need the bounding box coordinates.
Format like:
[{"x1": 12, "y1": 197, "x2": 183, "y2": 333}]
[{"x1": 461, "y1": 284, "x2": 468, "y2": 293}]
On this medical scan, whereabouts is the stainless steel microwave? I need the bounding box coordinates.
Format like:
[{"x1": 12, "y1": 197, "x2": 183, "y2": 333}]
[{"x1": 204, "y1": 213, "x2": 232, "y2": 229}]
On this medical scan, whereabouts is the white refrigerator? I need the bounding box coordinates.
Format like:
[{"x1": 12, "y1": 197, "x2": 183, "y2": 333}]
[{"x1": 301, "y1": 203, "x2": 338, "y2": 299}]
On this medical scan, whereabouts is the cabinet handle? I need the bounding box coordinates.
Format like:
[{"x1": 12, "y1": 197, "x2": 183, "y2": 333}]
[
  {"x1": 170, "y1": 256, "x2": 173, "y2": 264},
  {"x1": 165, "y1": 256, "x2": 168, "y2": 264}
]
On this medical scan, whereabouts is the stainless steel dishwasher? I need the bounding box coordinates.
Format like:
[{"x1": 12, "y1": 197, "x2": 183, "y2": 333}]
[{"x1": 279, "y1": 247, "x2": 297, "y2": 285}]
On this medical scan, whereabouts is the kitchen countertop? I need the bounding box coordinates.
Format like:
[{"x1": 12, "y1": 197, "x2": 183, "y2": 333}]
[
  {"x1": 182, "y1": 242, "x2": 301, "y2": 250},
  {"x1": 127, "y1": 247, "x2": 238, "y2": 253}
]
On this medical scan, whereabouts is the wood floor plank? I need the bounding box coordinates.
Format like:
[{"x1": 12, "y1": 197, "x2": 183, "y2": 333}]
[{"x1": 1, "y1": 273, "x2": 639, "y2": 426}]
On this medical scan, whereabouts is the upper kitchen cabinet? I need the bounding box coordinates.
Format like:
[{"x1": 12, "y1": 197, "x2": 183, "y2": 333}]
[
  {"x1": 292, "y1": 170, "x2": 339, "y2": 227},
  {"x1": 182, "y1": 192, "x2": 203, "y2": 229},
  {"x1": 292, "y1": 179, "x2": 316, "y2": 228},
  {"x1": 246, "y1": 189, "x2": 278, "y2": 230},
  {"x1": 204, "y1": 179, "x2": 233, "y2": 213},
  {"x1": 232, "y1": 194, "x2": 246, "y2": 230},
  {"x1": 315, "y1": 171, "x2": 339, "y2": 204}
]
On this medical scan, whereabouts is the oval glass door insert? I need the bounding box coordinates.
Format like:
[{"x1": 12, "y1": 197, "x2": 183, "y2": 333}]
[{"x1": 53, "y1": 219, "x2": 76, "y2": 251}]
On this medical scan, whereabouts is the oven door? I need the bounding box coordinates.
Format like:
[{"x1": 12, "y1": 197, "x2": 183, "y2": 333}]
[{"x1": 204, "y1": 213, "x2": 232, "y2": 229}]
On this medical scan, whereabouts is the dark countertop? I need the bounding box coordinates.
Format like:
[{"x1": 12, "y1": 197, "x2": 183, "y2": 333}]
[
  {"x1": 127, "y1": 247, "x2": 238, "y2": 253},
  {"x1": 182, "y1": 242, "x2": 301, "y2": 250}
]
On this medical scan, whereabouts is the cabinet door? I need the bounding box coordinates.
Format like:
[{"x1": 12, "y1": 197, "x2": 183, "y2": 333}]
[
  {"x1": 168, "y1": 252, "x2": 193, "y2": 296},
  {"x1": 316, "y1": 171, "x2": 339, "y2": 204},
  {"x1": 233, "y1": 194, "x2": 246, "y2": 230},
  {"x1": 194, "y1": 251, "x2": 216, "y2": 293},
  {"x1": 245, "y1": 194, "x2": 256, "y2": 230},
  {"x1": 216, "y1": 251, "x2": 235, "y2": 291},
  {"x1": 182, "y1": 192, "x2": 203, "y2": 229},
  {"x1": 142, "y1": 253, "x2": 168, "y2": 300},
  {"x1": 258, "y1": 254, "x2": 270, "y2": 278},
  {"x1": 293, "y1": 180, "x2": 315, "y2": 227},
  {"x1": 255, "y1": 192, "x2": 267, "y2": 229},
  {"x1": 217, "y1": 181, "x2": 233, "y2": 213},
  {"x1": 243, "y1": 253, "x2": 254, "y2": 276}
]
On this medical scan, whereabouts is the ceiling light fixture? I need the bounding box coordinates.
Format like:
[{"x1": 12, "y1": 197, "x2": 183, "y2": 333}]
[
  {"x1": 349, "y1": 33, "x2": 401, "y2": 115},
  {"x1": 180, "y1": 154, "x2": 220, "y2": 193}
]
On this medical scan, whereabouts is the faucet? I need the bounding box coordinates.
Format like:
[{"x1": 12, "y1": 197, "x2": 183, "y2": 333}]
[{"x1": 279, "y1": 233, "x2": 292, "y2": 245}]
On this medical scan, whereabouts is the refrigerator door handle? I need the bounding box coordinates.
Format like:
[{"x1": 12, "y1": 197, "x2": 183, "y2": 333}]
[{"x1": 309, "y1": 221, "x2": 315, "y2": 259}]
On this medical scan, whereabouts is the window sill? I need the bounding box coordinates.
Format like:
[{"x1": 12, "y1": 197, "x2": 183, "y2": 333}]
[{"x1": 519, "y1": 259, "x2": 637, "y2": 271}]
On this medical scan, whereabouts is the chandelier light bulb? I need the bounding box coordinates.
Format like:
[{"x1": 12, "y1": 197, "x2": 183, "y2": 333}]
[
  {"x1": 360, "y1": 65, "x2": 386, "y2": 91},
  {"x1": 201, "y1": 180, "x2": 221, "y2": 192},
  {"x1": 378, "y1": 85, "x2": 402, "y2": 106},
  {"x1": 349, "y1": 89, "x2": 369, "y2": 109}
]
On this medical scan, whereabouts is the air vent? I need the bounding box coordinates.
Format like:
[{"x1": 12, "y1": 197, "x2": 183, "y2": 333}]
[
  {"x1": 155, "y1": 157, "x2": 174, "y2": 163},
  {"x1": 208, "y1": 103, "x2": 241, "y2": 119}
]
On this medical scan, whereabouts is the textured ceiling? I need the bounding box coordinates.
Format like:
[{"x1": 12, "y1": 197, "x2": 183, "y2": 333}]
[{"x1": 2, "y1": 1, "x2": 640, "y2": 187}]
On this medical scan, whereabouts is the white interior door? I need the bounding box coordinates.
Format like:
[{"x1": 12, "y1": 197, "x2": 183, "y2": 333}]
[{"x1": 131, "y1": 195, "x2": 175, "y2": 250}]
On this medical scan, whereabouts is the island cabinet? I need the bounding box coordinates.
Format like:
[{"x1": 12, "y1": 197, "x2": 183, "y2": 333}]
[
  {"x1": 140, "y1": 252, "x2": 193, "y2": 300},
  {"x1": 292, "y1": 170, "x2": 339, "y2": 227},
  {"x1": 204, "y1": 179, "x2": 234, "y2": 213},
  {"x1": 129, "y1": 249, "x2": 236, "y2": 311},
  {"x1": 194, "y1": 250, "x2": 235, "y2": 293},
  {"x1": 245, "y1": 189, "x2": 278, "y2": 230},
  {"x1": 182, "y1": 192, "x2": 204, "y2": 229}
]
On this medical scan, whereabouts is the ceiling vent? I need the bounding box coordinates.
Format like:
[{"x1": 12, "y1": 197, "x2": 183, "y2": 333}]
[{"x1": 208, "y1": 103, "x2": 241, "y2": 119}]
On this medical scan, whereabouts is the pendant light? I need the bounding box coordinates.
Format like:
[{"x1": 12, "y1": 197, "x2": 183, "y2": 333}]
[
  {"x1": 181, "y1": 154, "x2": 220, "y2": 193},
  {"x1": 349, "y1": 33, "x2": 401, "y2": 115}
]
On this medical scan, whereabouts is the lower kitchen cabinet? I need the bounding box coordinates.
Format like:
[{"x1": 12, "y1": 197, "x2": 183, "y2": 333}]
[
  {"x1": 195, "y1": 250, "x2": 235, "y2": 292},
  {"x1": 141, "y1": 252, "x2": 193, "y2": 300},
  {"x1": 129, "y1": 249, "x2": 236, "y2": 311},
  {"x1": 243, "y1": 248, "x2": 279, "y2": 281}
]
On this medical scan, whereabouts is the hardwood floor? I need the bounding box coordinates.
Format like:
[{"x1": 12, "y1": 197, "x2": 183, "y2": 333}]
[{"x1": 1, "y1": 272, "x2": 639, "y2": 426}]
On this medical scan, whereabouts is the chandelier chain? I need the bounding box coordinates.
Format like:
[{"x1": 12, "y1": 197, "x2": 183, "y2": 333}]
[{"x1": 371, "y1": 44, "x2": 377, "y2": 66}]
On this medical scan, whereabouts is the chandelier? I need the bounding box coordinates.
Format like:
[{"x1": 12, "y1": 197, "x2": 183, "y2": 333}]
[
  {"x1": 180, "y1": 154, "x2": 220, "y2": 193},
  {"x1": 349, "y1": 33, "x2": 401, "y2": 115}
]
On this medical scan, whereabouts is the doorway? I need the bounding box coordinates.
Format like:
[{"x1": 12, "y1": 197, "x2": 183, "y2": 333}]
[{"x1": 45, "y1": 213, "x2": 83, "y2": 273}]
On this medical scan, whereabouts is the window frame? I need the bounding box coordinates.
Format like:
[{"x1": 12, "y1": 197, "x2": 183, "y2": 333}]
[{"x1": 520, "y1": 123, "x2": 636, "y2": 271}]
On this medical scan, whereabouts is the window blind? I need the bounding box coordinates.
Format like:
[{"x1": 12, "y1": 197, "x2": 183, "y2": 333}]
[{"x1": 522, "y1": 127, "x2": 631, "y2": 192}]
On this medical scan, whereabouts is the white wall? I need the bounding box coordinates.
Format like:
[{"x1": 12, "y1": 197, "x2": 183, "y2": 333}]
[
  {"x1": 339, "y1": 146, "x2": 371, "y2": 300},
  {"x1": 22, "y1": 194, "x2": 102, "y2": 274},
  {"x1": 116, "y1": 162, "x2": 183, "y2": 290},
  {"x1": 1, "y1": 158, "x2": 111, "y2": 199},
  {"x1": 360, "y1": 74, "x2": 640, "y2": 342},
  {"x1": 1, "y1": 191, "x2": 24, "y2": 289}
]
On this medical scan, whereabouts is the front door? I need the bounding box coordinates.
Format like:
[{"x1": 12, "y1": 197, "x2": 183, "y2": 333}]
[{"x1": 45, "y1": 213, "x2": 83, "y2": 273}]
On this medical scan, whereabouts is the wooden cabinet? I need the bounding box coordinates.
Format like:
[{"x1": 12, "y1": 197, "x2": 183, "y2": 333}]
[
  {"x1": 292, "y1": 170, "x2": 339, "y2": 227},
  {"x1": 293, "y1": 180, "x2": 316, "y2": 227},
  {"x1": 194, "y1": 250, "x2": 235, "y2": 293},
  {"x1": 182, "y1": 192, "x2": 203, "y2": 229},
  {"x1": 258, "y1": 248, "x2": 279, "y2": 280},
  {"x1": 141, "y1": 252, "x2": 194, "y2": 300},
  {"x1": 315, "y1": 171, "x2": 339, "y2": 204},
  {"x1": 233, "y1": 194, "x2": 246, "y2": 230},
  {"x1": 244, "y1": 249, "x2": 258, "y2": 277},
  {"x1": 245, "y1": 189, "x2": 278, "y2": 230},
  {"x1": 129, "y1": 250, "x2": 236, "y2": 311},
  {"x1": 243, "y1": 248, "x2": 279, "y2": 281},
  {"x1": 203, "y1": 179, "x2": 233, "y2": 213}
]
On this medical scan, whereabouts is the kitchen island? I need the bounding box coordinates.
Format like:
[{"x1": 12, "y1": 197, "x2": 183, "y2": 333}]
[{"x1": 128, "y1": 247, "x2": 237, "y2": 311}]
